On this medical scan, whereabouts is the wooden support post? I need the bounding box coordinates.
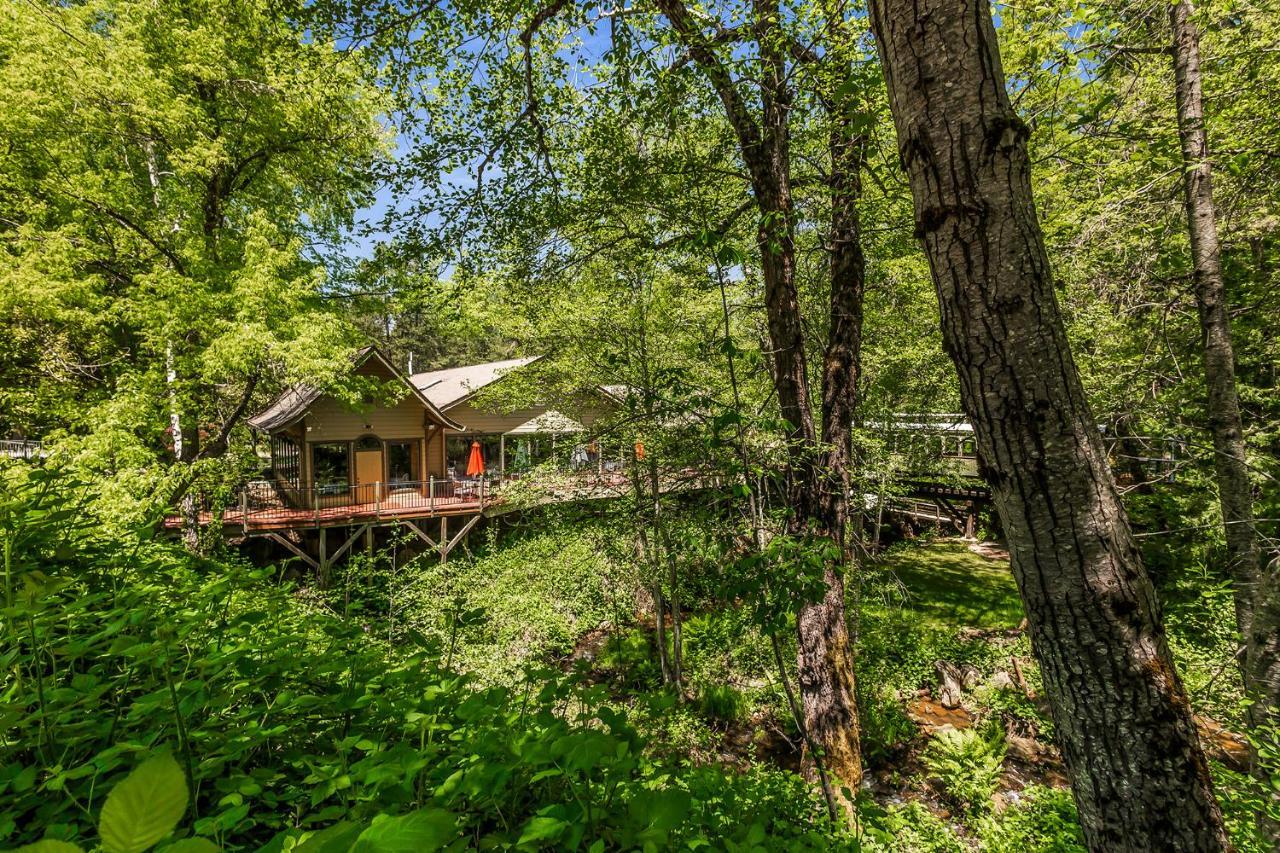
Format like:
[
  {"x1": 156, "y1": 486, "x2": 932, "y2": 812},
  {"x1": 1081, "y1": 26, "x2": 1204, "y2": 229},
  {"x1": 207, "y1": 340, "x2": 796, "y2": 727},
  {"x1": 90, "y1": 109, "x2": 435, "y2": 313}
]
[
  {"x1": 319, "y1": 527, "x2": 329, "y2": 587},
  {"x1": 440, "y1": 513, "x2": 481, "y2": 560},
  {"x1": 440, "y1": 515, "x2": 449, "y2": 562},
  {"x1": 326, "y1": 523, "x2": 369, "y2": 566},
  {"x1": 365, "y1": 524, "x2": 374, "y2": 553},
  {"x1": 262, "y1": 531, "x2": 320, "y2": 571},
  {"x1": 241, "y1": 488, "x2": 249, "y2": 536},
  {"x1": 429, "y1": 475, "x2": 435, "y2": 512},
  {"x1": 375, "y1": 481, "x2": 382, "y2": 519},
  {"x1": 403, "y1": 519, "x2": 440, "y2": 552}
]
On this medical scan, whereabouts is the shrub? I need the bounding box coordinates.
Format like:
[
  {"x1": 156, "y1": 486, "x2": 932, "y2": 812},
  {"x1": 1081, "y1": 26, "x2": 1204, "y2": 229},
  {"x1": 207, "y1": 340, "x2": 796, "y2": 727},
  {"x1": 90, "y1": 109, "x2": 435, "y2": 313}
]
[
  {"x1": 858, "y1": 687, "x2": 917, "y2": 768},
  {"x1": 862, "y1": 801, "x2": 964, "y2": 853},
  {"x1": 598, "y1": 627, "x2": 664, "y2": 689},
  {"x1": 394, "y1": 522, "x2": 619, "y2": 684},
  {"x1": 695, "y1": 681, "x2": 749, "y2": 728},
  {"x1": 1212, "y1": 720, "x2": 1280, "y2": 852},
  {"x1": 921, "y1": 723, "x2": 1007, "y2": 815},
  {"x1": 979, "y1": 785, "x2": 1086, "y2": 852}
]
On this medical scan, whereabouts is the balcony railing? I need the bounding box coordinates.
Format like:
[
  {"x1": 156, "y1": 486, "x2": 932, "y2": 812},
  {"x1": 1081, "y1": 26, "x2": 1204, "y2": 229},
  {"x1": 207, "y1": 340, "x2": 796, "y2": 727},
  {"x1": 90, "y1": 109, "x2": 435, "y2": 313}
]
[{"x1": 191, "y1": 477, "x2": 496, "y2": 530}]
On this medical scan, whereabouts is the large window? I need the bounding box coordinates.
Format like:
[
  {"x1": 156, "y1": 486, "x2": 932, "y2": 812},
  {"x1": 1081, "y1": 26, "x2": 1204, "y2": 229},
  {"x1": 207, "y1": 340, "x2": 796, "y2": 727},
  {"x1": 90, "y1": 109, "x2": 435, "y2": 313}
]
[
  {"x1": 446, "y1": 434, "x2": 501, "y2": 479},
  {"x1": 387, "y1": 440, "x2": 417, "y2": 487},
  {"x1": 312, "y1": 443, "x2": 350, "y2": 494},
  {"x1": 271, "y1": 435, "x2": 301, "y2": 489}
]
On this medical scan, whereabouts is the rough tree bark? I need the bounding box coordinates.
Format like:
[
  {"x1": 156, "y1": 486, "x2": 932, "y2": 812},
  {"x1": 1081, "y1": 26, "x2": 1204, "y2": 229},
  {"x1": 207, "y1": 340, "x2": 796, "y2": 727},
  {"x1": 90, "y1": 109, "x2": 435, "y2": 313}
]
[
  {"x1": 654, "y1": 0, "x2": 863, "y2": 798},
  {"x1": 1168, "y1": 0, "x2": 1280, "y2": 739},
  {"x1": 868, "y1": 1, "x2": 1228, "y2": 848}
]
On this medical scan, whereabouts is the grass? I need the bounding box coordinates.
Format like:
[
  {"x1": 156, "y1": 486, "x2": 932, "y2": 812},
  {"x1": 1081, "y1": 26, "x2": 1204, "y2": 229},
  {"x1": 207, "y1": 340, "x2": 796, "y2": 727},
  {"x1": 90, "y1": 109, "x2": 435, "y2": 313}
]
[{"x1": 867, "y1": 540, "x2": 1025, "y2": 630}]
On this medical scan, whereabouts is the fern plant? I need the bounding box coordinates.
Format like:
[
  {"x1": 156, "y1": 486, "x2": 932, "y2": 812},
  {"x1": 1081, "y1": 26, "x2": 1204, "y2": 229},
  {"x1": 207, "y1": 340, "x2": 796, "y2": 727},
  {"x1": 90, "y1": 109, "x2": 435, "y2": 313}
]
[{"x1": 922, "y1": 723, "x2": 1007, "y2": 815}]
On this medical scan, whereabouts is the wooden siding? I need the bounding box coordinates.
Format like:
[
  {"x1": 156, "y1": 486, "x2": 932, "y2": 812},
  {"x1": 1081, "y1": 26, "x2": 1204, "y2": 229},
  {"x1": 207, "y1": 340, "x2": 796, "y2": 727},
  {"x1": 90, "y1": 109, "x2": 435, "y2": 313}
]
[
  {"x1": 444, "y1": 401, "x2": 555, "y2": 435},
  {"x1": 304, "y1": 394, "x2": 428, "y2": 441},
  {"x1": 425, "y1": 428, "x2": 445, "y2": 478},
  {"x1": 443, "y1": 401, "x2": 614, "y2": 436}
]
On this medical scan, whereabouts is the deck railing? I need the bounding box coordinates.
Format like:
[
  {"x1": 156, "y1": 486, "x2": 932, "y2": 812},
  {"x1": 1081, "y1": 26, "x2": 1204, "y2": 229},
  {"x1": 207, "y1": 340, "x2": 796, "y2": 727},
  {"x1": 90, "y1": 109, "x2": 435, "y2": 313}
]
[{"x1": 216, "y1": 476, "x2": 496, "y2": 529}]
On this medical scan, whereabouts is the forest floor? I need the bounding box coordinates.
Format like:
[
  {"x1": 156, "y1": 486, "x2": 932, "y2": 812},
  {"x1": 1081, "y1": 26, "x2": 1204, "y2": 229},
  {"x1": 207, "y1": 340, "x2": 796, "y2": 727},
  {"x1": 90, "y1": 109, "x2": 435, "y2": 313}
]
[
  {"x1": 573, "y1": 538, "x2": 1248, "y2": 849},
  {"x1": 392, "y1": 520, "x2": 1258, "y2": 850}
]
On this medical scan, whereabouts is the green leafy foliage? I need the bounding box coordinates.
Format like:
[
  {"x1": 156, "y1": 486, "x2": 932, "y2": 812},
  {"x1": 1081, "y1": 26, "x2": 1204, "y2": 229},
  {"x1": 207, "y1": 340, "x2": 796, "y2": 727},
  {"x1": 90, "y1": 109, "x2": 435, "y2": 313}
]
[
  {"x1": 977, "y1": 786, "x2": 1086, "y2": 853},
  {"x1": 861, "y1": 801, "x2": 963, "y2": 853},
  {"x1": 694, "y1": 683, "x2": 749, "y2": 729},
  {"x1": 857, "y1": 687, "x2": 916, "y2": 769},
  {"x1": 392, "y1": 521, "x2": 620, "y2": 685},
  {"x1": 99, "y1": 755, "x2": 188, "y2": 853},
  {"x1": 0, "y1": 466, "x2": 840, "y2": 849},
  {"x1": 921, "y1": 725, "x2": 1008, "y2": 816}
]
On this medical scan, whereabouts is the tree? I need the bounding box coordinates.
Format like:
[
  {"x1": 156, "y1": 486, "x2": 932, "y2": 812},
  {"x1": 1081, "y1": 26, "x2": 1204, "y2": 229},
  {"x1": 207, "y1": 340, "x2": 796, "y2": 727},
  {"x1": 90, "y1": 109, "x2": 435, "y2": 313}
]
[
  {"x1": 866, "y1": 0, "x2": 1229, "y2": 847},
  {"x1": 1167, "y1": 0, "x2": 1279, "y2": 747},
  {"x1": 321, "y1": 0, "x2": 881, "y2": 802},
  {"x1": 0, "y1": 0, "x2": 387, "y2": 536}
]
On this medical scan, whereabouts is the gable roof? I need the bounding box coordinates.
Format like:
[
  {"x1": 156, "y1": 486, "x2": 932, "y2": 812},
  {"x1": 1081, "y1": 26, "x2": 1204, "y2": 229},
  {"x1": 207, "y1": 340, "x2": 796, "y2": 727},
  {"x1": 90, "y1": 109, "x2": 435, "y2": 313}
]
[
  {"x1": 410, "y1": 356, "x2": 541, "y2": 410},
  {"x1": 247, "y1": 346, "x2": 465, "y2": 433}
]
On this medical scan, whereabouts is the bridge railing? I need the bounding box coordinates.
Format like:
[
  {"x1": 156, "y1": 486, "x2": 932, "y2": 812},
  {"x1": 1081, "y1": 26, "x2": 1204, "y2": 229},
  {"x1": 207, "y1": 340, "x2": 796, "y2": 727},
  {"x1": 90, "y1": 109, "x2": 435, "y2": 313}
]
[{"x1": 1, "y1": 440, "x2": 43, "y2": 461}]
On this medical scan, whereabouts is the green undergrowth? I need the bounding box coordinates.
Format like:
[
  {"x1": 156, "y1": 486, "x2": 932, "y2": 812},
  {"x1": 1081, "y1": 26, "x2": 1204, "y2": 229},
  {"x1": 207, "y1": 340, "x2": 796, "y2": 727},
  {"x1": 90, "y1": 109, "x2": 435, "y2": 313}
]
[
  {"x1": 0, "y1": 467, "x2": 848, "y2": 850},
  {"x1": 388, "y1": 520, "x2": 628, "y2": 685}
]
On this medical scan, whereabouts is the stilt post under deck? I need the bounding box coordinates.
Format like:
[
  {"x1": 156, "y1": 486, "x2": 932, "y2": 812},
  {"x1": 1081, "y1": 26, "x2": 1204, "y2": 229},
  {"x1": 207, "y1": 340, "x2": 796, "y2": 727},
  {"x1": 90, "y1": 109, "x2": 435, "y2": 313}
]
[
  {"x1": 319, "y1": 527, "x2": 329, "y2": 587},
  {"x1": 440, "y1": 515, "x2": 449, "y2": 563}
]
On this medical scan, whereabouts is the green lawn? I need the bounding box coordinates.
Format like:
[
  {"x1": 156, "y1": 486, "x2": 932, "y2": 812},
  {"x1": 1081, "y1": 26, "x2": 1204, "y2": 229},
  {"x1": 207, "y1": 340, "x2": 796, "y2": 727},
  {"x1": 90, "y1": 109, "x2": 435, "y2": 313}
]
[{"x1": 867, "y1": 541, "x2": 1025, "y2": 630}]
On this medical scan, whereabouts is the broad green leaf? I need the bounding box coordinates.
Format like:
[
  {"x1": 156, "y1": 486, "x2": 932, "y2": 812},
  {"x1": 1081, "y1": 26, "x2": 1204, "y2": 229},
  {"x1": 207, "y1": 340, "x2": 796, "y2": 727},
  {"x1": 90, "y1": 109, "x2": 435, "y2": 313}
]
[
  {"x1": 12, "y1": 841, "x2": 85, "y2": 853},
  {"x1": 515, "y1": 816, "x2": 569, "y2": 847},
  {"x1": 158, "y1": 840, "x2": 219, "y2": 853},
  {"x1": 291, "y1": 821, "x2": 363, "y2": 853},
  {"x1": 349, "y1": 809, "x2": 458, "y2": 853},
  {"x1": 98, "y1": 755, "x2": 188, "y2": 853}
]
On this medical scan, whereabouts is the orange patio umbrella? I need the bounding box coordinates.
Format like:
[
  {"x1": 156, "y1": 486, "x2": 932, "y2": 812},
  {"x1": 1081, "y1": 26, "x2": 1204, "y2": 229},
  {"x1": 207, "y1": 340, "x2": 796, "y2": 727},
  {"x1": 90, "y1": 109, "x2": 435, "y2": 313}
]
[{"x1": 465, "y1": 440, "x2": 485, "y2": 477}]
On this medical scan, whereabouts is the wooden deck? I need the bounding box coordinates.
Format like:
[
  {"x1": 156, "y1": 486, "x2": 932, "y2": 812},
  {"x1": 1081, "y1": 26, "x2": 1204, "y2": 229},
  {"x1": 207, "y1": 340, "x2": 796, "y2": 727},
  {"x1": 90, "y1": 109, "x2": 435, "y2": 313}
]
[
  {"x1": 162, "y1": 472, "x2": 646, "y2": 534},
  {"x1": 168, "y1": 494, "x2": 490, "y2": 533},
  {"x1": 164, "y1": 478, "x2": 495, "y2": 533}
]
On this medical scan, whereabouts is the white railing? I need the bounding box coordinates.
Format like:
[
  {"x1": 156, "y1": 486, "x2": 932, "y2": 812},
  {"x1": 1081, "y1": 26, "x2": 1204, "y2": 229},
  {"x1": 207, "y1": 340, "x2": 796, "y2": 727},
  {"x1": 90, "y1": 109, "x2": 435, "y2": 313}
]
[{"x1": 1, "y1": 440, "x2": 43, "y2": 460}]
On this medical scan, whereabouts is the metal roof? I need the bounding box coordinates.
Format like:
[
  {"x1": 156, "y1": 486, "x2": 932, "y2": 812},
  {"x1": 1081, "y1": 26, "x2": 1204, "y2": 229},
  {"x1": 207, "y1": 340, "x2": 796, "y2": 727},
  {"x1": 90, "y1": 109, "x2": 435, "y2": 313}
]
[
  {"x1": 247, "y1": 346, "x2": 465, "y2": 433},
  {"x1": 410, "y1": 356, "x2": 541, "y2": 410}
]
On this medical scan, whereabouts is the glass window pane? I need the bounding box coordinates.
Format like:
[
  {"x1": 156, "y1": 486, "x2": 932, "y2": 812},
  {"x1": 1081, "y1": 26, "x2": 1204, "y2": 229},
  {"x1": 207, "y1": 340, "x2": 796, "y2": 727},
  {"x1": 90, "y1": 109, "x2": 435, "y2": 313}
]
[
  {"x1": 312, "y1": 443, "x2": 350, "y2": 493},
  {"x1": 387, "y1": 441, "x2": 415, "y2": 486},
  {"x1": 446, "y1": 435, "x2": 501, "y2": 479}
]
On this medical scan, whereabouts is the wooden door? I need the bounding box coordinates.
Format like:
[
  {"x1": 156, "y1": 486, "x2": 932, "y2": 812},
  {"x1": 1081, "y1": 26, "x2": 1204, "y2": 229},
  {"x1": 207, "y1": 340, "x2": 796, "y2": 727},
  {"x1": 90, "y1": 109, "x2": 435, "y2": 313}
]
[{"x1": 354, "y1": 448, "x2": 383, "y2": 499}]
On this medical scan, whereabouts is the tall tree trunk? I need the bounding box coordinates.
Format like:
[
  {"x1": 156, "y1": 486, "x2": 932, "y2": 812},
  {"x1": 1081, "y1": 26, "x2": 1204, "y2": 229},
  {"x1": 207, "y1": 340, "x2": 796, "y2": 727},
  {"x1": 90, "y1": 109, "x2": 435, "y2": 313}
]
[
  {"x1": 868, "y1": 1, "x2": 1228, "y2": 848},
  {"x1": 655, "y1": 0, "x2": 863, "y2": 798},
  {"x1": 794, "y1": 81, "x2": 870, "y2": 803},
  {"x1": 1168, "y1": 0, "x2": 1279, "y2": 739}
]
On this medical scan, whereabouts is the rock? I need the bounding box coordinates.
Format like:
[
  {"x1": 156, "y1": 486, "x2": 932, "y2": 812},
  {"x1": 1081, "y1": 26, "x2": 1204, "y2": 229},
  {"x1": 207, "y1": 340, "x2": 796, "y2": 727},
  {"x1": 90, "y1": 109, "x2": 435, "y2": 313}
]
[
  {"x1": 934, "y1": 660, "x2": 967, "y2": 709},
  {"x1": 1006, "y1": 733, "x2": 1048, "y2": 764},
  {"x1": 907, "y1": 697, "x2": 974, "y2": 731},
  {"x1": 989, "y1": 671, "x2": 1016, "y2": 691}
]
